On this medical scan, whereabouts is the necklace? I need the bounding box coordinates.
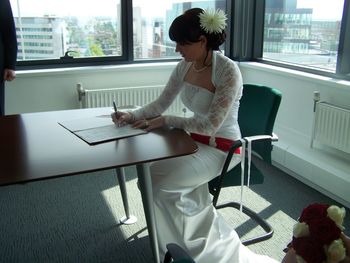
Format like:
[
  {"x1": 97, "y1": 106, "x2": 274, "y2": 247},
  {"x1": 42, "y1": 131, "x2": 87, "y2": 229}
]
[{"x1": 192, "y1": 63, "x2": 210, "y2": 73}]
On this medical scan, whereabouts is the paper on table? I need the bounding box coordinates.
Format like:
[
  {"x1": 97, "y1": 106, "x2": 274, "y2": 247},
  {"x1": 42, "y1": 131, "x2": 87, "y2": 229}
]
[
  {"x1": 74, "y1": 124, "x2": 147, "y2": 144},
  {"x1": 59, "y1": 115, "x2": 147, "y2": 145},
  {"x1": 58, "y1": 115, "x2": 113, "y2": 132}
]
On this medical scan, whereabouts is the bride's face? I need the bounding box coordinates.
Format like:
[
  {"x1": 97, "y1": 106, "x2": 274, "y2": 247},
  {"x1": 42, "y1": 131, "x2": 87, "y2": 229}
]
[{"x1": 175, "y1": 36, "x2": 207, "y2": 63}]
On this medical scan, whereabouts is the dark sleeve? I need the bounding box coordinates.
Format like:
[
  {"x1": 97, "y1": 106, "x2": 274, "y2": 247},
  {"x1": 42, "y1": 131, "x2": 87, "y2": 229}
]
[{"x1": 0, "y1": 0, "x2": 18, "y2": 69}]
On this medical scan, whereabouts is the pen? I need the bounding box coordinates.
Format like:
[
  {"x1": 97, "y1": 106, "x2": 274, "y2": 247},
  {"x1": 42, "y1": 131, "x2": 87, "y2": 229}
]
[
  {"x1": 113, "y1": 100, "x2": 119, "y2": 127},
  {"x1": 113, "y1": 100, "x2": 118, "y2": 113}
]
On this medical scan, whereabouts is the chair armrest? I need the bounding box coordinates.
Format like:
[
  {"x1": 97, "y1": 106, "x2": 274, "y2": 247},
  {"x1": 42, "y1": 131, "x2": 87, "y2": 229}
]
[
  {"x1": 221, "y1": 134, "x2": 278, "y2": 176},
  {"x1": 243, "y1": 133, "x2": 278, "y2": 143}
]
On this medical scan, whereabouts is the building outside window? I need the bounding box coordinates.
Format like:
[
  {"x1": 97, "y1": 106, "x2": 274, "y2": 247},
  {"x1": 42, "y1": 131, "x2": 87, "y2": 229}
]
[
  {"x1": 263, "y1": 0, "x2": 344, "y2": 73},
  {"x1": 11, "y1": 0, "x2": 122, "y2": 61},
  {"x1": 132, "y1": 0, "x2": 226, "y2": 60},
  {"x1": 11, "y1": 0, "x2": 225, "y2": 63},
  {"x1": 10, "y1": 0, "x2": 348, "y2": 78}
]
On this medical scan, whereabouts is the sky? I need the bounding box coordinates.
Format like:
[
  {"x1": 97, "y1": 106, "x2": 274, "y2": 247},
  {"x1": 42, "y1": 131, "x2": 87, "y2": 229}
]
[
  {"x1": 10, "y1": 0, "x2": 120, "y2": 17},
  {"x1": 10, "y1": 0, "x2": 344, "y2": 21},
  {"x1": 297, "y1": 0, "x2": 344, "y2": 20}
]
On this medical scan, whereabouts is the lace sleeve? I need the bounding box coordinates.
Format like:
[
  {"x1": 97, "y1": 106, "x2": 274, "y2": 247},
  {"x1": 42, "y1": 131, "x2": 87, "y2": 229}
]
[
  {"x1": 164, "y1": 60, "x2": 243, "y2": 135},
  {"x1": 131, "y1": 62, "x2": 186, "y2": 120}
]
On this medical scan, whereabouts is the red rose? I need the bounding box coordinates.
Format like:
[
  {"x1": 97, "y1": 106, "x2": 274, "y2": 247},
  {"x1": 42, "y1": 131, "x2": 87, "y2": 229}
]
[
  {"x1": 308, "y1": 217, "x2": 341, "y2": 245},
  {"x1": 299, "y1": 203, "x2": 329, "y2": 224},
  {"x1": 292, "y1": 203, "x2": 346, "y2": 263},
  {"x1": 292, "y1": 236, "x2": 326, "y2": 263}
]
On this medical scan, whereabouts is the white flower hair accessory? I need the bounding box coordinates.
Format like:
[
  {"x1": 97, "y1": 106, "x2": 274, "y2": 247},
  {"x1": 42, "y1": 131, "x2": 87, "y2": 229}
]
[{"x1": 199, "y1": 9, "x2": 227, "y2": 34}]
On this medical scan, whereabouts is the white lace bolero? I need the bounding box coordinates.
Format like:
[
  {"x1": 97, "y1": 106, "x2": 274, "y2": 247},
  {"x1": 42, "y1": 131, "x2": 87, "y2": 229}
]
[{"x1": 132, "y1": 51, "x2": 243, "y2": 141}]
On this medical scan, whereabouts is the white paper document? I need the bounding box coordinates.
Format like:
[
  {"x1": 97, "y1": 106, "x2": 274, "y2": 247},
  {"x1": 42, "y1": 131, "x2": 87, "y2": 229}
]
[
  {"x1": 59, "y1": 115, "x2": 147, "y2": 145},
  {"x1": 59, "y1": 115, "x2": 113, "y2": 131}
]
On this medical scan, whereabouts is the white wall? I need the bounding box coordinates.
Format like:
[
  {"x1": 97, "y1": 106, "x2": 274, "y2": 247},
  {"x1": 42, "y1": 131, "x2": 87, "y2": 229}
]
[
  {"x1": 240, "y1": 62, "x2": 350, "y2": 208},
  {"x1": 5, "y1": 61, "x2": 350, "y2": 207},
  {"x1": 5, "y1": 63, "x2": 176, "y2": 114}
]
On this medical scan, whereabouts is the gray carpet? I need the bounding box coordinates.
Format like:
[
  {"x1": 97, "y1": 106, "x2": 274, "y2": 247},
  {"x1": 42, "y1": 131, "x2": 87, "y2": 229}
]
[{"x1": 0, "y1": 159, "x2": 349, "y2": 263}]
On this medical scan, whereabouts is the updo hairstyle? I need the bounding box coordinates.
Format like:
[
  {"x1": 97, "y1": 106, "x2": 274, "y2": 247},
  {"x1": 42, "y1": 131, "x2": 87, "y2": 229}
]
[{"x1": 169, "y1": 8, "x2": 226, "y2": 50}]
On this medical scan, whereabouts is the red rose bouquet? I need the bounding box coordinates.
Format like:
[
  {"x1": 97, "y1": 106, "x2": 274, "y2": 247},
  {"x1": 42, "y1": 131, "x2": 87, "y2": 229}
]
[{"x1": 292, "y1": 203, "x2": 347, "y2": 263}]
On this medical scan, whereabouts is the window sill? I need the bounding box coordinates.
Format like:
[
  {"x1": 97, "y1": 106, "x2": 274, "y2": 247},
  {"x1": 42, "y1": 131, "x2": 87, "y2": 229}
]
[
  {"x1": 239, "y1": 62, "x2": 350, "y2": 91},
  {"x1": 16, "y1": 62, "x2": 178, "y2": 78}
]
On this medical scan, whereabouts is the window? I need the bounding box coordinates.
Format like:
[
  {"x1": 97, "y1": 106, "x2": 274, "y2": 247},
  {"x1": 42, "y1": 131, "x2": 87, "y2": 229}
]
[
  {"x1": 11, "y1": 0, "x2": 350, "y2": 79},
  {"x1": 11, "y1": 0, "x2": 226, "y2": 68},
  {"x1": 11, "y1": 0, "x2": 122, "y2": 64},
  {"x1": 263, "y1": 0, "x2": 344, "y2": 73},
  {"x1": 132, "y1": 0, "x2": 226, "y2": 60}
]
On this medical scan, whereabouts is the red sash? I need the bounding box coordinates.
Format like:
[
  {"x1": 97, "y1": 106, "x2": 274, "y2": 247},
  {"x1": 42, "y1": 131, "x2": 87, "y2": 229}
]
[{"x1": 190, "y1": 133, "x2": 241, "y2": 154}]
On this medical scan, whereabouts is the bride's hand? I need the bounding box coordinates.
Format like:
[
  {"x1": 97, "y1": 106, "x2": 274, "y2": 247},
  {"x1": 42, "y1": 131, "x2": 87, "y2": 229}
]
[
  {"x1": 132, "y1": 116, "x2": 165, "y2": 131},
  {"x1": 111, "y1": 111, "x2": 134, "y2": 126}
]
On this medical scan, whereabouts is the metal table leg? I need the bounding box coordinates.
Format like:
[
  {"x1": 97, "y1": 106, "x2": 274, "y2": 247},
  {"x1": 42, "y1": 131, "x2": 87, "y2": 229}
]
[
  {"x1": 136, "y1": 163, "x2": 160, "y2": 263},
  {"x1": 115, "y1": 167, "x2": 137, "y2": 224}
]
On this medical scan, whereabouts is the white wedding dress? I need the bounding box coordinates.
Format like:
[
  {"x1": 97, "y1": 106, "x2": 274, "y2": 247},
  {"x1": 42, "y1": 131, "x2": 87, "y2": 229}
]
[{"x1": 132, "y1": 52, "x2": 279, "y2": 263}]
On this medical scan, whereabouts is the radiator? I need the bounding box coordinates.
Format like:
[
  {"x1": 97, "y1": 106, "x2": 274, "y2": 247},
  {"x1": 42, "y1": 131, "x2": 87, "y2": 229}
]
[
  {"x1": 311, "y1": 92, "x2": 350, "y2": 154},
  {"x1": 77, "y1": 83, "x2": 187, "y2": 116}
]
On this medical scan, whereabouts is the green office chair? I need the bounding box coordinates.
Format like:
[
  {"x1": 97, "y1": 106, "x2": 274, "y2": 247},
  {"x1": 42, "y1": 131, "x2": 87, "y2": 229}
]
[{"x1": 208, "y1": 83, "x2": 282, "y2": 246}]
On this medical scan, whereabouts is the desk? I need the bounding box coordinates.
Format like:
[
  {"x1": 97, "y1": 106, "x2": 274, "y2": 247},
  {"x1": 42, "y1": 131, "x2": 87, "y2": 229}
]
[{"x1": 0, "y1": 107, "x2": 198, "y2": 263}]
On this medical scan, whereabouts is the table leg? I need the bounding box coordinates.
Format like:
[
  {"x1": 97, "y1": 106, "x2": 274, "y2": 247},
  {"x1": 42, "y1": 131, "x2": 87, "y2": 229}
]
[
  {"x1": 115, "y1": 167, "x2": 137, "y2": 224},
  {"x1": 136, "y1": 163, "x2": 160, "y2": 263}
]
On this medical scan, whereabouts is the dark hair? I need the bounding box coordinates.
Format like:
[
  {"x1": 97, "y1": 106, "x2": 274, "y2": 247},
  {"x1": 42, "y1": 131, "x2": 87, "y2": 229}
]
[{"x1": 169, "y1": 8, "x2": 226, "y2": 50}]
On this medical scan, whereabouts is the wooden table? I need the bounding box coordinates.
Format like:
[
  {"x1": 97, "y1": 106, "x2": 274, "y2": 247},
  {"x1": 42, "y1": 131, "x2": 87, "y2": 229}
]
[{"x1": 0, "y1": 107, "x2": 198, "y2": 262}]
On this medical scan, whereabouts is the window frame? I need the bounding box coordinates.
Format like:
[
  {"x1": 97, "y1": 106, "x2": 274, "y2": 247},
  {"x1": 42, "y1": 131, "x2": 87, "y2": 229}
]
[
  {"x1": 14, "y1": 0, "x2": 191, "y2": 70},
  {"x1": 16, "y1": 0, "x2": 132, "y2": 70},
  {"x1": 14, "y1": 0, "x2": 350, "y2": 82},
  {"x1": 246, "y1": 0, "x2": 350, "y2": 81}
]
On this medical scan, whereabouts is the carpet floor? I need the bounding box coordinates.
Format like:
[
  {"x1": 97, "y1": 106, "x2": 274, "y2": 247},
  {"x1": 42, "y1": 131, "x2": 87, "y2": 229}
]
[{"x1": 0, "y1": 158, "x2": 349, "y2": 263}]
